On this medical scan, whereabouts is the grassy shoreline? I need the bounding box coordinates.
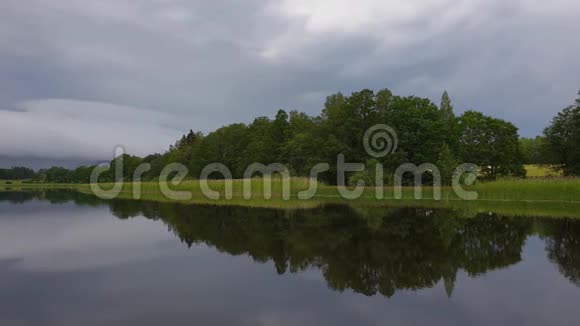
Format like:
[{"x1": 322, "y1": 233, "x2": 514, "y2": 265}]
[{"x1": 3, "y1": 177, "x2": 580, "y2": 218}]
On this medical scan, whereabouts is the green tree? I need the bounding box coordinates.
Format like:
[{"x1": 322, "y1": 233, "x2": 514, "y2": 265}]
[
  {"x1": 439, "y1": 91, "x2": 459, "y2": 150},
  {"x1": 382, "y1": 95, "x2": 446, "y2": 165},
  {"x1": 45, "y1": 167, "x2": 73, "y2": 183},
  {"x1": 519, "y1": 136, "x2": 551, "y2": 164},
  {"x1": 440, "y1": 91, "x2": 455, "y2": 125},
  {"x1": 436, "y1": 143, "x2": 459, "y2": 185},
  {"x1": 283, "y1": 111, "x2": 319, "y2": 175},
  {"x1": 164, "y1": 130, "x2": 204, "y2": 176},
  {"x1": 142, "y1": 154, "x2": 165, "y2": 180},
  {"x1": 0, "y1": 167, "x2": 36, "y2": 180},
  {"x1": 457, "y1": 111, "x2": 525, "y2": 179},
  {"x1": 201, "y1": 123, "x2": 250, "y2": 178},
  {"x1": 543, "y1": 90, "x2": 580, "y2": 176},
  {"x1": 241, "y1": 117, "x2": 274, "y2": 168},
  {"x1": 109, "y1": 154, "x2": 144, "y2": 182},
  {"x1": 72, "y1": 166, "x2": 93, "y2": 184},
  {"x1": 271, "y1": 110, "x2": 291, "y2": 162},
  {"x1": 321, "y1": 90, "x2": 377, "y2": 161}
]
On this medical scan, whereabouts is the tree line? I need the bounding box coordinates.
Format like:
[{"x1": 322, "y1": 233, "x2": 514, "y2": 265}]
[
  {"x1": 3, "y1": 88, "x2": 580, "y2": 184},
  {"x1": 0, "y1": 167, "x2": 36, "y2": 180}
]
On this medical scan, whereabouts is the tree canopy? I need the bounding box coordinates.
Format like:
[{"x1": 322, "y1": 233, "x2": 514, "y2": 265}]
[{"x1": 456, "y1": 111, "x2": 525, "y2": 179}]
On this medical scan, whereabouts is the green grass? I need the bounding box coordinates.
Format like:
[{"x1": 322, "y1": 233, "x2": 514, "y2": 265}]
[{"x1": 471, "y1": 177, "x2": 580, "y2": 202}]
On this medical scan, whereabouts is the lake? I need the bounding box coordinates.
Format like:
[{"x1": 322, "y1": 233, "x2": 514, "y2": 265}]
[{"x1": 1, "y1": 190, "x2": 579, "y2": 325}]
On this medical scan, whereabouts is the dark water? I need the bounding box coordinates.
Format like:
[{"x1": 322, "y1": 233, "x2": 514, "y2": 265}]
[{"x1": 1, "y1": 191, "x2": 580, "y2": 326}]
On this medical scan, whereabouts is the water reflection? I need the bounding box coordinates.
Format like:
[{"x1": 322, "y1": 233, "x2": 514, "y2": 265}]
[
  {"x1": 1, "y1": 190, "x2": 580, "y2": 297},
  {"x1": 541, "y1": 219, "x2": 580, "y2": 286},
  {"x1": 111, "y1": 203, "x2": 533, "y2": 298}
]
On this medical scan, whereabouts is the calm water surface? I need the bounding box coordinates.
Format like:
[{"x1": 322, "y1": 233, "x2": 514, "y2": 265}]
[{"x1": 1, "y1": 190, "x2": 580, "y2": 325}]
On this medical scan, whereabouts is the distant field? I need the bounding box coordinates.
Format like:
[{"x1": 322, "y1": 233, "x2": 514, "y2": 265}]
[{"x1": 524, "y1": 164, "x2": 563, "y2": 177}]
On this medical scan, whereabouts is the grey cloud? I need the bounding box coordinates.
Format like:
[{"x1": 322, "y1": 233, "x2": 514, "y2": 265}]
[
  {"x1": 0, "y1": 99, "x2": 182, "y2": 160},
  {"x1": 1, "y1": 0, "x2": 579, "y2": 163}
]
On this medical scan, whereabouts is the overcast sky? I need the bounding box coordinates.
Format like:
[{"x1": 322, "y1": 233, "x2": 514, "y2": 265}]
[{"x1": 1, "y1": 0, "x2": 579, "y2": 166}]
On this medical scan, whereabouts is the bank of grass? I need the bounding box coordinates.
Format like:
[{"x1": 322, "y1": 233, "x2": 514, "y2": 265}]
[
  {"x1": 472, "y1": 177, "x2": 580, "y2": 202},
  {"x1": 77, "y1": 177, "x2": 459, "y2": 202},
  {"x1": 81, "y1": 176, "x2": 580, "y2": 201},
  {"x1": 8, "y1": 176, "x2": 580, "y2": 203},
  {"x1": 5, "y1": 176, "x2": 580, "y2": 217},
  {"x1": 83, "y1": 177, "x2": 580, "y2": 217}
]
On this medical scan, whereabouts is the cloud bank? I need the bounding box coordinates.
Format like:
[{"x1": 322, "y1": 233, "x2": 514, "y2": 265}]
[{"x1": 0, "y1": 99, "x2": 181, "y2": 160}]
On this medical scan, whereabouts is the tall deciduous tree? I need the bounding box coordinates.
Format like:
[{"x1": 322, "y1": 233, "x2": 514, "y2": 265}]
[{"x1": 457, "y1": 111, "x2": 525, "y2": 179}]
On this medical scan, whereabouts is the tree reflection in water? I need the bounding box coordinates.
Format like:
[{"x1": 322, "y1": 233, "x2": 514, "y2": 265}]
[{"x1": 2, "y1": 190, "x2": 580, "y2": 297}]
